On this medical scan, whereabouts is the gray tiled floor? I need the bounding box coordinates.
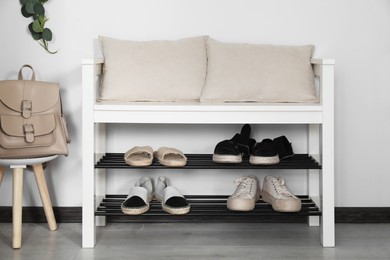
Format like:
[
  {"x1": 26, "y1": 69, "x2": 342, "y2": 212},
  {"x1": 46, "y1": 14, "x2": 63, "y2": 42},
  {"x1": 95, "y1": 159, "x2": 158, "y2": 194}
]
[{"x1": 0, "y1": 223, "x2": 389, "y2": 259}]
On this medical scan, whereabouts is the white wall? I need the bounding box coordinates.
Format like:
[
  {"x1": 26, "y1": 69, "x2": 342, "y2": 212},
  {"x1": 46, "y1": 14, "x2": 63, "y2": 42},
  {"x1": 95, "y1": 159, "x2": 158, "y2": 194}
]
[{"x1": 1, "y1": 0, "x2": 390, "y2": 207}]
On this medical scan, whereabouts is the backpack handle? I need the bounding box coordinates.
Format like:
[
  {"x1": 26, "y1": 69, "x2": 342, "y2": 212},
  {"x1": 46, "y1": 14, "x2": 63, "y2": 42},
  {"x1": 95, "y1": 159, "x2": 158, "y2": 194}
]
[{"x1": 18, "y1": 64, "x2": 36, "y2": 81}]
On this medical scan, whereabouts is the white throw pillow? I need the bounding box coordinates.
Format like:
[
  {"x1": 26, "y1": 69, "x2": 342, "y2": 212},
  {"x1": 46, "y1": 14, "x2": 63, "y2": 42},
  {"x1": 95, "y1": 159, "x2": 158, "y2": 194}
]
[
  {"x1": 200, "y1": 38, "x2": 318, "y2": 103},
  {"x1": 99, "y1": 36, "x2": 207, "y2": 102}
]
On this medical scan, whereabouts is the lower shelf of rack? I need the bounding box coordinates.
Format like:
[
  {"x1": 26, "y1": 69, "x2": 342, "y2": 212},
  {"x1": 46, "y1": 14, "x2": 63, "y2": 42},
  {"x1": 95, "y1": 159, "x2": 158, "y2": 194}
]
[{"x1": 96, "y1": 195, "x2": 321, "y2": 223}]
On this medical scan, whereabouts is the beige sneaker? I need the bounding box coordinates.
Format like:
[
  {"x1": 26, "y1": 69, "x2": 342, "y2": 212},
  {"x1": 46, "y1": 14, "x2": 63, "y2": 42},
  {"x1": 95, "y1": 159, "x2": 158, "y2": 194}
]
[
  {"x1": 262, "y1": 176, "x2": 301, "y2": 212},
  {"x1": 227, "y1": 176, "x2": 260, "y2": 211}
]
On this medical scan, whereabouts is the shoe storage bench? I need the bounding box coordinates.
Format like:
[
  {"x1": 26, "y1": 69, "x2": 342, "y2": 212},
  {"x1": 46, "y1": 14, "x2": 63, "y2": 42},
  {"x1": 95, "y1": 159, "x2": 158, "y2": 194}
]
[{"x1": 81, "y1": 58, "x2": 335, "y2": 248}]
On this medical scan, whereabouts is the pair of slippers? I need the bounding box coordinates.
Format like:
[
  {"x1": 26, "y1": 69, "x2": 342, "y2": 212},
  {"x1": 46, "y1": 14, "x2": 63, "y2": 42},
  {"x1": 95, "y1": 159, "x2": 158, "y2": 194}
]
[
  {"x1": 212, "y1": 124, "x2": 294, "y2": 165},
  {"x1": 124, "y1": 146, "x2": 187, "y2": 167},
  {"x1": 121, "y1": 176, "x2": 190, "y2": 215}
]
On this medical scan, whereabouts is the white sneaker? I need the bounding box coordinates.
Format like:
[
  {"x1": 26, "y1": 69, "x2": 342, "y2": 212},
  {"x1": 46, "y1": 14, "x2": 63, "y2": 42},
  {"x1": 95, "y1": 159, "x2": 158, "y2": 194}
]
[
  {"x1": 262, "y1": 176, "x2": 301, "y2": 212},
  {"x1": 227, "y1": 176, "x2": 260, "y2": 211},
  {"x1": 155, "y1": 176, "x2": 190, "y2": 215},
  {"x1": 121, "y1": 176, "x2": 154, "y2": 215}
]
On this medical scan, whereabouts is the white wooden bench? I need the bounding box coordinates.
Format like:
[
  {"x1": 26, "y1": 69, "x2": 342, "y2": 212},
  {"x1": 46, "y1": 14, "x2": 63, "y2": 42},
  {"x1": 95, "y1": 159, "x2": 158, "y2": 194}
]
[{"x1": 81, "y1": 58, "x2": 335, "y2": 248}]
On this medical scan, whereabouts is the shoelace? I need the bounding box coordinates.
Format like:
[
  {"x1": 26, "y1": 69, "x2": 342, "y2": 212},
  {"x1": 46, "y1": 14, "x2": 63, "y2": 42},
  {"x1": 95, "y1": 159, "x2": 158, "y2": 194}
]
[
  {"x1": 271, "y1": 178, "x2": 295, "y2": 199},
  {"x1": 234, "y1": 177, "x2": 255, "y2": 197}
]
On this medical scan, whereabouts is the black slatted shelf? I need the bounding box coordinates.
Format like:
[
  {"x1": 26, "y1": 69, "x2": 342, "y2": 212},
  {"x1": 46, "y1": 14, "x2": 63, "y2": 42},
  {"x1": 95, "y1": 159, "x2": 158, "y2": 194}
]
[
  {"x1": 96, "y1": 195, "x2": 321, "y2": 223},
  {"x1": 95, "y1": 154, "x2": 321, "y2": 223},
  {"x1": 95, "y1": 153, "x2": 321, "y2": 169}
]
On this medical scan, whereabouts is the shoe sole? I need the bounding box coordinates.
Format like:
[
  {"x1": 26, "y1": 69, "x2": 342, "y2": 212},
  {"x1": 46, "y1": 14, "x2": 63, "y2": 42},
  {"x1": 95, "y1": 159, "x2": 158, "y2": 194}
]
[
  {"x1": 262, "y1": 190, "x2": 301, "y2": 212},
  {"x1": 162, "y1": 204, "x2": 191, "y2": 215},
  {"x1": 158, "y1": 159, "x2": 187, "y2": 167},
  {"x1": 227, "y1": 189, "x2": 261, "y2": 211},
  {"x1": 124, "y1": 160, "x2": 153, "y2": 167},
  {"x1": 213, "y1": 154, "x2": 242, "y2": 164},
  {"x1": 249, "y1": 155, "x2": 280, "y2": 165},
  {"x1": 121, "y1": 204, "x2": 150, "y2": 215}
]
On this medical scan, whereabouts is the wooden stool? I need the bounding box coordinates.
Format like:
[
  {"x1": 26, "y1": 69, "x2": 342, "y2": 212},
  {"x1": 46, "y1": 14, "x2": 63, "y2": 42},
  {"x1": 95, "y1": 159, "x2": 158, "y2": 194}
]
[{"x1": 0, "y1": 155, "x2": 58, "y2": 249}]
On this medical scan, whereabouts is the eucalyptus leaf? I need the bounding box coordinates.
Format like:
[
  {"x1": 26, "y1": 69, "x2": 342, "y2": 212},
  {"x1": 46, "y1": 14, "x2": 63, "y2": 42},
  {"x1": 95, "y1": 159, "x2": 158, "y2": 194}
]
[
  {"x1": 32, "y1": 32, "x2": 42, "y2": 40},
  {"x1": 21, "y1": 5, "x2": 33, "y2": 18},
  {"x1": 38, "y1": 15, "x2": 45, "y2": 27},
  {"x1": 28, "y1": 22, "x2": 35, "y2": 34},
  {"x1": 42, "y1": 28, "x2": 52, "y2": 41},
  {"x1": 34, "y1": 3, "x2": 45, "y2": 15},
  {"x1": 32, "y1": 19, "x2": 43, "y2": 32},
  {"x1": 26, "y1": 2, "x2": 36, "y2": 14},
  {"x1": 20, "y1": 0, "x2": 29, "y2": 5},
  {"x1": 28, "y1": 22, "x2": 42, "y2": 40}
]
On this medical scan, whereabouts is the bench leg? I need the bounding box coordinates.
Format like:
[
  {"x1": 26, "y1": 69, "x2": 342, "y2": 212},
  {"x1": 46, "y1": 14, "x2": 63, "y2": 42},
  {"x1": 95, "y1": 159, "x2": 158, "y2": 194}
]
[
  {"x1": 12, "y1": 167, "x2": 23, "y2": 249},
  {"x1": 0, "y1": 166, "x2": 4, "y2": 188},
  {"x1": 33, "y1": 164, "x2": 57, "y2": 231}
]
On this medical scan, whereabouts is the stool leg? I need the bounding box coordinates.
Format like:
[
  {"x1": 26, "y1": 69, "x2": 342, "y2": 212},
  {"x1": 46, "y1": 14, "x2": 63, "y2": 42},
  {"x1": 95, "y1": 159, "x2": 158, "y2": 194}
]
[
  {"x1": 32, "y1": 164, "x2": 57, "y2": 231},
  {"x1": 12, "y1": 167, "x2": 23, "y2": 249},
  {"x1": 0, "y1": 166, "x2": 5, "y2": 188}
]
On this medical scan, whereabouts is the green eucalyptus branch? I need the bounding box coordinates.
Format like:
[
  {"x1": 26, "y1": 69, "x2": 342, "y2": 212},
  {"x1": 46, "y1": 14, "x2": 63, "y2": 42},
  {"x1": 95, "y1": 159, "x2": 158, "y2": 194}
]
[{"x1": 20, "y1": 0, "x2": 57, "y2": 54}]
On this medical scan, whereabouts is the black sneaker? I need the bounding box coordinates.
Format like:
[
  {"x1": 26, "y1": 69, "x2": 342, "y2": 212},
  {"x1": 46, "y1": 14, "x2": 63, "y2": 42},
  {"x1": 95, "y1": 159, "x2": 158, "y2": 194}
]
[
  {"x1": 213, "y1": 139, "x2": 242, "y2": 163},
  {"x1": 249, "y1": 139, "x2": 280, "y2": 165},
  {"x1": 231, "y1": 124, "x2": 256, "y2": 157},
  {"x1": 213, "y1": 124, "x2": 256, "y2": 164},
  {"x1": 273, "y1": 135, "x2": 294, "y2": 160}
]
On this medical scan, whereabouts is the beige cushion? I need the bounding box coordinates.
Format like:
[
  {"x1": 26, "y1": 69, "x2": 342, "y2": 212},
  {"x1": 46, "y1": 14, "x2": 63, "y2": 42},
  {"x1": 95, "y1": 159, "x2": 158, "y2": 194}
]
[
  {"x1": 99, "y1": 36, "x2": 207, "y2": 101},
  {"x1": 200, "y1": 38, "x2": 318, "y2": 103}
]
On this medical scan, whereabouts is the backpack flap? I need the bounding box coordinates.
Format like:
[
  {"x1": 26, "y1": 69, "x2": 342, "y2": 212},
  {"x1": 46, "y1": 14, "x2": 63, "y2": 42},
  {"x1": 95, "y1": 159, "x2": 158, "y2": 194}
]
[
  {"x1": 0, "y1": 114, "x2": 56, "y2": 149},
  {"x1": 0, "y1": 80, "x2": 60, "y2": 114}
]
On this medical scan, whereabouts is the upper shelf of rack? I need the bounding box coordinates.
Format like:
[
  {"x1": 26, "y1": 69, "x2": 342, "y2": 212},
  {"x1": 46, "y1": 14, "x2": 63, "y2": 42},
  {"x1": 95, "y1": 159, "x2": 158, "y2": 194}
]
[{"x1": 95, "y1": 153, "x2": 321, "y2": 170}]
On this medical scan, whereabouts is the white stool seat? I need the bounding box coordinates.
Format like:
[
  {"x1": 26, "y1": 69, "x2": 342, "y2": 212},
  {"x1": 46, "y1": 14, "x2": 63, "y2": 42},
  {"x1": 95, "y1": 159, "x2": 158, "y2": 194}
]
[
  {"x1": 0, "y1": 155, "x2": 58, "y2": 249},
  {"x1": 0, "y1": 155, "x2": 58, "y2": 167}
]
